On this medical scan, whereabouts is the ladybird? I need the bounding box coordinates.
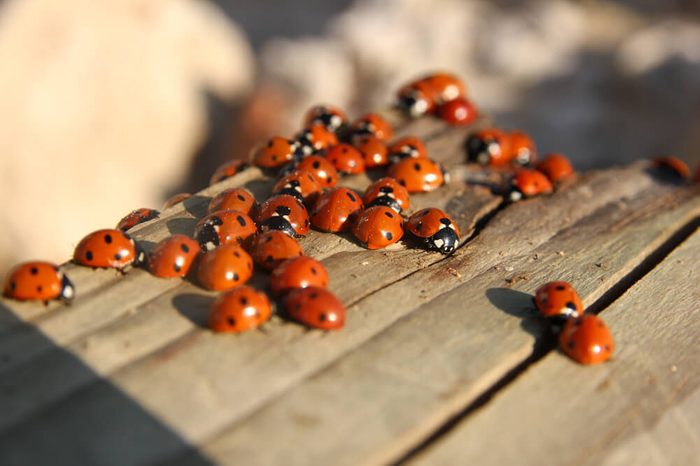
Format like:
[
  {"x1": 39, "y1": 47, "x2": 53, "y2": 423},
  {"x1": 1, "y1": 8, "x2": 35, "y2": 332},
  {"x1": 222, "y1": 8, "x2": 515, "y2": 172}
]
[
  {"x1": 354, "y1": 135, "x2": 389, "y2": 168},
  {"x1": 465, "y1": 128, "x2": 512, "y2": 166},
  {"x1": 406, "y1": 208, "x2": 460, "y2": 254},
  {"x1": 162, "y1": 193, "x2": 192, "y2": 209},
  {"x1": 74, "y1": 229, "x2": 144, "y2": 270},
  {"x1": 559, "y1": 314, "x2": 614, "y2": 365},
  {"x1": 194, "y1": 210, "x2": 257, "y2": 251},
  {"x1": 352, "y1": 113, "x2": 394, "y2": 141},
  {"x1": 535, "y1": 153, "x2": 575, "y2": 183},
  {"x1": 250, "y1": 231, "x2": 304, "y2": 271},
  {"x1": 197, "y1": 243, "x2": 253, "y2": 291},
  {"x1": 3, "y1": 261, "x2": 75, "y2": 303},
  {"x1": 284, "y1": 286, "x2": 345, "y2": 330},
  {"x1": 653, "y1": 156, "x2": 691, "y2": 179},
  {"x1": 324, "y1": 144, "x2": 366, "y2": 175},
  {"x1": 296, "y1": 123, "x2": 339, "y2": 155},
  {"x1": 296, "y1": 155, "x2": 339, "y2": 188},
  {"x1": 303, "y1": 105, "x2": 347, "y2": 132},
  {"x1": 436, "y1": 97, "x2": 479, "y2": 126},
  {"x1": 209, "y1": 286, "x2": 272, "y2": 333},
  {"x1": 207, "y1": 188, "x2": 259, "y2": 218},
  {"x1": 508, "y1": 130, "x2": 537, "y2": 166},
  {"x1": 397, "y1": 79, "x2": 437, "y2": 117},
  {"x1": 116, "y1": 208, "x2": 160, "y2": 232},
  {"x1": 534, "y1": 281, "x2": 584, "y2": 320},
  {"x1": 387, "y1": 157, "x2": 446, "y2": 193},
  {"x1": 387, "y1": 136, "x2": 428, "y2": 164},
  {"x1": 252, "y1": 137, "x2": 302, "y2": 169},
  {"x1": 148, "y1": 234, "x2": 201, "y2": 278},
  {"x1": 509, "y1": 169, "x2": 554, "y2": 202},
  {"x1": 352, "y1": 206, "x2": 404, "y2": 250},
  {"x1": 422, "y1": 73, "x2": 468, "y2": 105},
  {"x1": 270, "y1": 256, "x2": 329, "y2": 295},
  {"x1": 310, "y1": 187, "x2": 364, "y2": 233},
  {"x1": 272, "y1": 170, "x2": 323, "y2": 205},
  {"x1": 258, "y1": 195, "x2": 310, "y2": 237},
  {"x1": 362, "y1": 177, "x2": 411, "y2": 213},
  {"x1": 209, "y1": 160, "x2": 250, "y2": 185}
]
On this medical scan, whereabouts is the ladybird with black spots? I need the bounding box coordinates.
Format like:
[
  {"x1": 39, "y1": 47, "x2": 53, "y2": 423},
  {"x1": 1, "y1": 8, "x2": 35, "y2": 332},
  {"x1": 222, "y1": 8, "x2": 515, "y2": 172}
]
[
  {"x1": 257, "y1": 195, "x2": 310, "y2": 237},
  {"x1": 534, "y1": 281, "x2": 584, "y2": 321},
  {"x1": 148, "y1": 234, "x2": 201, "y2": 278},
  {"x1": 295, "y1": 155, "x2": 339, "y2": 188},
  {"x1": 387, "y1": 157, "x2": 446, "y2": 193},
  {"x1": 73, "y1": 229, "x2": 144, "y2": 271},
  {"x1": 310, "y1": 187, "x2": 364, "y2": 233},
  {"x1": 250, "y1": 231, "x2": 304, "y2": 271},
  {"x1": 272, "y1": 170, "x2": 323, "y2": 205},
  {"x1": 116, "y1": 208, "x2": 160, "y2": 232},
  {"x1": 3, "y1": 261, "x2": 75, "y2": 304},
  {"x1": 362, "y1": 177, "x2": 410, "y2": 213},
  {"x1": 437, "y1": 97, "x2": 478, "y2": 126},
  {"x1": 354, "y1": 134, "x2": 389, "y2": 169},
  {"x1": 406, "y1": 208, "x2": 460, "y2": 254},
  {"x1": 252, "y1": 136, "x2": 303, "y2": 169},
  {"x1": 324, "y1": 144, "x2": 366, "y2": 175},
  {"x1": 194, "y1": 210, "x2": 257, "y2": 251},
  {"x1": 296, "y1": 123, "x2": 339, "y2": 155},
  {"x1": 209, "y1": 160, "x2": 250, "y2": 185},
  {"x1": 536, "y1": 153, "x2": 575, "y2": 184},
  {"x1": 465, "y1": 128, "x2": 512, "y2": 166},
  {"x1": 352, "y1": 206, "x2": 404, "y2": 250},
  {"x1": 559, "y1": 314, "x2": 614, "y2": 365},
  {"x1": 162, "y1": 192, "x2": 192, "y2": 210},
  {"x1": 387, "y1": 136, "x2": 428, "y2": 164},
  {"x1": 351, "y1": 113, "x2": 393, "y2": 142},
  {"x1": 508, "y1": 130, "x2": 537, "y2": 166},
  {"x1": 284, "y1": 286, "x2": 346, "y2": 330},
  {"x1": 208, "y1": 188, "x2": 259, "y2": 218},
  {"x1": 303, "y1": 104, "x2": 347, "y2": 132},
  {"x1": 209, "y1": 286, "x2": 272, "y2": 333},
  {"x1": 508, "y1": 169, "x2": 553, "y2": 202},
  {"x1": 269, "y1": 256, "x2": 329, "y2": 296},
  {"x1": 197, "y1": 243, "x2": 254, "y2": 291}
]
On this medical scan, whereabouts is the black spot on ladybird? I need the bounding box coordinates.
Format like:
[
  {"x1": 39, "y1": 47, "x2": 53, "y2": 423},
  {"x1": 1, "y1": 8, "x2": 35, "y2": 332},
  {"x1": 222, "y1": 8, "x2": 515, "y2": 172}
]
[
  {"x1": 85, "y1": 251, "x2": 94, "y2": 261},
  {"x1": 104, "y1": 234, "x2": 113, "y2": 244},
  {"x1": 237, "y1": 194, "x2": 246, "y2": 201},
  {"x1": 346, "y1": 192, "x2": 356, "y2": 202},
  {"x1": 247, "y1": 261, "x2": 252, "y2": 270},
  {"x1": 604, "y1": 344, "x2": 611, "y2": 351},
  {"x1": 384, "y1": 211, "x2": 393, "y2": 218},
  {"x1": 386, "y1": 232, "x2": 393, "y2": 240},
  {"x1": 174, "y1": 263, "x2": 182, "y2": 273},
  {"x1": 240, "y1": 297, "x2": 248, "y2": 306},
  {"x1": 181, "y1": 243, "x2": 190, "y2": 253},
  {"x1": 556, "y1": 285, "x2": 566, "y2": 291},
  {"x1": 398, "y1": 179, "x2": 406, "y2": 186},
  {"x1": 566, "y1": 301, "x2": 577, "y2": 310},
  {"x1": 310, "y1": 292, "x2": 318, "y2": 299},
  {"x1": 114, "y1": 252, "x2": 123, "y2": 260},
  {"x1": 236, "y1": 215, "x2": 246, "y2": 227},
  {"x1": 342, "y1": 147, "x2": 348, "y2": 153},
  {"x1": 440, "y1": 218, "x2": 452, "y2": 226},
  {"x1": 227, "y1": 317, "x2": 237, "y2": 326},
  {"x1": 312, "y1": 161, "x2": 320, "y2": 169},
  {"x1": 232, "y1": 272, "x2": 239, "y2": 281},
  {"x1": 568, "y1": 340, "x2": 575, "y2": 349},
  {"x1": 36, "y1": 285, "x2": 43, "y2": 293},
  {"x1": 266, "y1": 255, "x2": 274, "y2": 263},
  {"x1": 266, "y1": 235, "x2": 273, "y2": 242},
  {"x1": 30, "y1": 267, "x2": 38, "y2": 275},
  {"x1": 267, "y1": 140, "x2": 273, "y2": 148},
  {"x1": 234, "y1": 251, "x2": 241, "y2": 258},
  {"x1": 271, "y1": 155, "x2": 278, "y2": 161},
  {"x1": 276, "y1": 206, "x2": 291, "y2": 216},
  {"x1": 10, "y1": 281, "x2": 16, "y2": 290},
  {"x1": 319, "y1": 313, "x2": 327, "y2": 322},
  {"x1": 310, "y1": 267, "x2": 318, "y2": 275},
  {"x1": 327, "y1": 176, "x2": 333, "y2": 184},
  {"x1": 413, "y1": 162, "x2": 421, "y2": 171}
]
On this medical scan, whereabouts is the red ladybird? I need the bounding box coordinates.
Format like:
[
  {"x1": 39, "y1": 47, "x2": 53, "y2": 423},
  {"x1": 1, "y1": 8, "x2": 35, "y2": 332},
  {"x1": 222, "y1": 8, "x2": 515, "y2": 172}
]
[
  {"x1": 303, "y1": 105, "x2": 347, "y2": 132},
  {"x1": 534, "y1": 281, "x2": 584, "y2": 319},
  {"x1": 535, "y1": 153, "x2": 575, "y2": 183},
  {"x1": 209, "y1": 286, "x2": 272, "y2": 333},
  {"x1": 324, "y1": 144, "x2": 366, "y2": 175},
  {"x1": 362, "y1": 177, "x2": 411, "y2": 213},
  {"x1": 465, "y1": 128, "x2": 513, "y2": 166},
  {"x1": 387, "y1": 136, "x2": 428, "y2": 164},
  {"x1": 397, "y1": 79, "x2": 437, "y2": 117},
  {"x1": 284, "y1": 286, "x2": 346, "y2": 330},
  {"x1": 406, "y1": 208, "x2": 460, "y2": 254},
  {"x1": 352, "y1": 206, "x2": 404, "y2": 250},
  {"x1": 310, "y1": 187, "x2": 364, "y2": 233},
  {"x1": 354, "y1": 135, "x2": 389, "y2": 168},
  {"x1": 296, "y1": 155, "x2": 339, "y2": 188},
  {"x1": 116, "y1": 208, "x2": 160, "y2": 232},
  {"x1": 272, "y1": 170, "x2": 323, "y2": 205},
  {"x1": 194, "y1": 210, "x2": 257, "y2": 251},
  {"x1": 74, "y1": 229, "x2": 144, "y2": 270},
  {"x1": 258, "y1": 195, "x2": 310, "y2": 237},
  {"x1": 653, "y1": 156, "x2": 691, "y2": 179},
  {"x1": 3, "y1": 261, "x2": 75, "y2": 303},
  {"x1": 559, "y1": 314, "x2": 614, "y2": 365},
  {"x1": 209, "y1": 160, "x2": 250, "y2": 185},
  {"x1": 352, "y1": 113, "x2": 393, "y2": 141},
  {"x1": 387, "y1": 157, "x2": 447, "y2": 193},
  {"x1": 437, "y1": 97, "x2": 479, "y2": 126},
  {"x1": 162, "y1": 193, "x2": 192, "y2": 209},
  {"x1": 508, "y1": 130, "x2": 537, "y2": 166},
  {"x1": 509, "y1": 169, "x2": 554, "y2": 202},
  {"x1": 147, "y1": 234, "x2": 200, "y2": 278},
  {"x1": 252, "y1": 137, "x2": 302, "y2": 169},
  {"x1": 270, "y1": 256, "x2": 329, "y2": 295},
  {"x1": 197, "y1": 243, "x2": 254, "y2": 291},
  {"x1": 250, "y1": 231, "x2": 304, "y2": 271},
  {"x1": 422, "y1": 73, "x2": 468, "y2": 105},
  {"x1": 296, "y1": 123, "x2": 339, "y2": 155},
  {"x1": 207, "y1": 188, "x2": 258, "y2": 218}
]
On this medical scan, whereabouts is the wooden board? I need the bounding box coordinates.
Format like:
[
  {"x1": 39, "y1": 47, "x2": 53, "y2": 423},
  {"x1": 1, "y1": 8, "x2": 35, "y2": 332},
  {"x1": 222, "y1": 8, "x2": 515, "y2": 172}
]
[{"x1": 409, "y1": 229, "x2": 700, "y2": 466}]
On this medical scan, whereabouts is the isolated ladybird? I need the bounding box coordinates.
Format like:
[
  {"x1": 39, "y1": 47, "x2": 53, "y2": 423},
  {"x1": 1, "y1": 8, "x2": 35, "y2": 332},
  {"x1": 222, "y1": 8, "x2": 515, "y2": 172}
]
[
  {"x1": 3, "y1": 261, "x2": 75, "y2": 303},
  {"x1": 296, "y1": 155, "x2": 339, "y2": 188},
  {"x1": 162, "y1": 193, "x2": 192, "y2": 209},
  {"x1": 534, "y1": 281, "x2": 584, "y2": 320},
  {"x1": 559, "y1": 314, "x2": 614, "y2": 365},
  {"x1": 354, "y1": 135, "x2": 389, "y2": 168},
  {"x1": 352, "y1": 113, "x2": 393, "y2": 141},
  {"x1": 310, "y1": 187, "x2": 364, "y2": 233},
  {"x1": 352, "y1": 206, "x2": 404, "y2": 250},
  {"x1": 465, "y1": 128, "x2": 512, "y2": 166},
  {"x1": 508, "y1": 131, "x2": 537, "y2": 166},
  {"x1": 303, "y1": 104, "x2": 347, "y2": 132},
  {"x1": 208, "y1": 188, "x2": 259, "y2": 218},
  {"x1": 148, "y1": 234, "x2": 200, "y2": 278},
  {"x1": 437, "y1": 97, "x2": 478, "y2": 126},
  {"x1": 653, "y1": 156, "x2": 691, "y2": 179},
  {"x1": 509, "y1": 169, "x2": 554, "y2": 202},
  {"x1": 209, "y1": 286, "x2": 272, "y2": 333},
  {"x1": 209, "y1": 160, "x2": 250, "y2": 185},
  {"x1": 272, "y1": 170, "x2": 323, "y2": 205},
  {"x1": 284, "y1": 286, "x2": 346, "y2": 330},
  {"x1": 535, "y1": 153, "x2": 575, "y2": 183},
  {"x1": 194, "y1": 210, "x2": 257, "y2": 251},
  {"x1": 362, "y1": 177, "x2": 410, "y2": 213},
  {"x1": 324, "y1": 144, "x2": 366, "y2": 175},
  {"x1": 387, "y1": 158, "x2": 446, "y2": 193},
  {"x1": 74, "y1": 229, "x2": 143, "y2": 270},
  {"x1": 250, "y1": 231, "x2": 304, "y2": 271},
  {"x1": 116, "y1": 208, "x2": 160, "y2": 232},
  {"x1": 387, "y1": 136, "x2": 428, "y2": 164},
  {"x1": 252, "y1": 137, "x2": 302, "y2": 169},
  {"x1": 270, "y1": 256, "x2": 329, "y2": 295},
  {"x1": 197, "y1": 243, "x2": 253, "y2": 291},
  {"x1": 406, "y1": 208, "x2": 460, "y2": 254},
  {"x1": 258, "y1": 195, "x2": 310, "y2": 237},
  {"x1": 296, "y1": 123, "x2": 339, "y2": 155}
]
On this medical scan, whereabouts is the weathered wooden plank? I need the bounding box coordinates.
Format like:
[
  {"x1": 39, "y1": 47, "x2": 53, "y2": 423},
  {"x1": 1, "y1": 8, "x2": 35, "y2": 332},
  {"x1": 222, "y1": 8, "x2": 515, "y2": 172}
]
[
  {"x1": 409, "y1": 229, "x2": 700, "y2": 466},
  {"x1": 167, "y1": 179, "x2": 700, "y2": 466}
]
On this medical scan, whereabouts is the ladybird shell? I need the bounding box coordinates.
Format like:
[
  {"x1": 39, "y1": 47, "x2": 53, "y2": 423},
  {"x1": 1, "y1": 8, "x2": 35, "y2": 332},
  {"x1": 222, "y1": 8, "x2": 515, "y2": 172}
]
[
  {"x1": 194, "y1": 210, "x2": 257, "y2": 251},
  {"x1": 250, "y1": 231, "x2": 304, "y2": 271},
  {"x1": 354, "y1": 135, "x2": 389, "y2": 168},
  {"x1": 3, "y1": 261, "x2": 75, "y2": 303},
  {"x1": 253, "y1": 137, "x2": 300, "y2": 169},
  {"x1": 209, "y1": 160, "x2": 249, "y2": 185},
  {"x1": 272, "y1": 170, "x2": 323, "y2": 205},
  {"x1": 534, "y1": 281, "x2": 584, "y2": 319},
  {"x1": 536, "y1": 153, "x2": 575, "y2": 183},
  {"x1": 508, "y1": 130, "x2": 537, "y2": 166},
  {"x1": 296, "y1": 155, "x2": 339, "y2": 188},
  {"x1": 465, "y1": 128, "x2": 512, "y2": 166},
  {"x1": 387, "y1": 158, "x2": 446, "y2": 193},
  {"x1": 352, "y1": 206, "x2": 404, "y2": 250},
  {"x1": 510, "y1": 169, "x2": 553, "y2": 201},
  {"x1": 362, "y1": 177, "x2": 410, "y2": 213},
  {"x1": 208, "y1": 188, "x2": 258, "y2": 218},
  {"x1": 116, "y1": 208, "x2": 160, "y2": 232},
  {"x1": 148, "y1": 234, "x2": 201, "y2": 278},
  {"x1": 310, "y1": 188, "x2": 364, "y2": 233},
  {"x1": 197, "y1": 244, "x2": 254, "y2": 291},
  {"x1": 653, "y1": 156, "x2": 691, "y2": 179},
  {"x1": 269, "y1": 256, "x2": 329, "y2": 295},
  {"x1": 437, "y1": 97, "x2": 479, "y2": 126},
  {"x1": 209, "y1": 286, "x2": 272, "y2": 333},
  {"x1": 303, "y1": 104, "x2": 347, "y2": 131},
  {"x1": 258, "y1": 195, "x2": 310, "y2": 237},
  {"x1": 406, "y1": 208, "x2": 460, "y2": 254},
  {"x1": 162, "y1": 193, "x2": 192, "y2": 209},
  {"x1": 352, "y1": 113, "x2": 393, "y2": 141},
  {"x1": 325, "y1": 144, "x2": 366, "y2": 175},
  {"x1": 559, "y1": 314, "x2": 614, "y2": 365},
  {"x1": 284, "y1": 286, "x2": 346, "y2": 330},
  {"x1": 74, "y1": 229, "x2": 142, "y2": 269},
  {"x1": 387, "y1": 136, "x2": 428, "y2": 164}
]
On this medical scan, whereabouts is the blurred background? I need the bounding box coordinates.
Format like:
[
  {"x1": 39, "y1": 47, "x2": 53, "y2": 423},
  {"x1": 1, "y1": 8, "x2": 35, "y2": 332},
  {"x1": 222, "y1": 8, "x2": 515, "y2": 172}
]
[{"x1": 1, "y1": 0, "x2": 699, "y2": 277}]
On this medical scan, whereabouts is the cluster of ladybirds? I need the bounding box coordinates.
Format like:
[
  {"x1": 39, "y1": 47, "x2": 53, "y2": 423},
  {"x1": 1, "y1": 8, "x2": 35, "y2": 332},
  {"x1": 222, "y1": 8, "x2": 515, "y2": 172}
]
[{"x1": 3, "y1": 72, "x2": 699, "y2": 364}]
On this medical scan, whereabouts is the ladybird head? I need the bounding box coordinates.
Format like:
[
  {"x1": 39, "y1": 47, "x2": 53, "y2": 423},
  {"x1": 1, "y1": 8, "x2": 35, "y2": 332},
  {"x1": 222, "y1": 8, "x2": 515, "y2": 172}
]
[
  {"x1": 260, "y1": 216, "x2": 297, "y2": 237},
  {"x1": 429, "y1": 225, "x2": 459, "y2": 254},
  {"x1": 367, "y1": 195, "x2": 402, "y2": 213},
  {"x1": 59, "y1": 273, "x2": 75, "y2": 303}
]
